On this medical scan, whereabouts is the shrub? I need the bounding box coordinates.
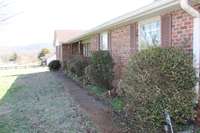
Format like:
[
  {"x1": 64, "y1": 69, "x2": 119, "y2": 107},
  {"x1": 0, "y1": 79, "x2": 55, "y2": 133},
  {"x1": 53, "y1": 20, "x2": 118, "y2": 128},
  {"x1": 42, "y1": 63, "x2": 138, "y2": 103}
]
[
  {"x1": 84, "y1": 65, "x2": 93, "y2": 85},
  {"x1": 63, "y1": 56, "x2": 72, "y2": 73},
  {"x1": 111, "y1": 97, "x2": 125, "y2": 111},
  {"x1": 87, "y1": 85, "x2": 106, "y2": 97},
  {"x1": 121, "y1": 47, "x2": 197, "y2": 132},
  {"x1": 86, "y1": 51, "x2": 114, "y2": 89},
  {"x1": 48, "y1": 60, "x2": 61, "y2": 71},
  {"x1": 64, "y1": 55, "x2": 90, "y2": 77}
]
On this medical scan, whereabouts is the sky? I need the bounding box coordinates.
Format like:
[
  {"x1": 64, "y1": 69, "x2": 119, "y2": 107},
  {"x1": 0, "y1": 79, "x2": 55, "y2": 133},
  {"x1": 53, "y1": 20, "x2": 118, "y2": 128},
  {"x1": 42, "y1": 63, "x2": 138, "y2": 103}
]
[{"x1": 0, "y1": 0, "x2": 153, "y2": 47}]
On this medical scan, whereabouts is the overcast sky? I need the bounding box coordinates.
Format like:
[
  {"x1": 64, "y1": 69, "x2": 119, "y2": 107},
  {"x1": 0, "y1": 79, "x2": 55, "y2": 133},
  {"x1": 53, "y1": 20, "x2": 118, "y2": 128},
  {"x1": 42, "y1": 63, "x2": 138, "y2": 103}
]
[{"x1": 0, "y1": 0, "x2": 153, "y2": 47}]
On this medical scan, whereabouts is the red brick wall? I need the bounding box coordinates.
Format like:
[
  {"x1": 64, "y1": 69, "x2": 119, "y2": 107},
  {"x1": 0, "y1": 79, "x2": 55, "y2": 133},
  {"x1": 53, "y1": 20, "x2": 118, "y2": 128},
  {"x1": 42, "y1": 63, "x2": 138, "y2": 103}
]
[
  {"x1": 88, "y1": 25, "x2": 135, "y2": 80},
  {"x1": 171, "y1": 8, "x2": 193, "y2": 51},
  {"x1": 88, "y1": 25, "x2": 138, "y2": 81},
  {"x1": 62, "y1": 44, "x2": 72, "y2": 62},
  {"x1": 90, "y1": 34, "x2": 99, "y2": 51},
  {"x1": 72, "y1": 44, "x2": 79, "y2": 55},
  {"x1": 171, "y1": 4, "x2": 200, "y2": 52},
  {"x1": 61, "y1": 44, "x2": 81, "y2": 61},
  {"x1": 110, "y1": 25, "x2": 133, "y2": 79},
  {"x1": 86, "y1": 4, "x2": 200, "y2": 88}
]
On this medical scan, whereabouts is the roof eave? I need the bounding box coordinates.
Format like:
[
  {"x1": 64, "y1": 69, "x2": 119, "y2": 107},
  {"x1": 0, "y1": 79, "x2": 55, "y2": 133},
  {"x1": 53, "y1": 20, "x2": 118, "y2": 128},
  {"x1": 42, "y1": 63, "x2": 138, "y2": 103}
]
[{"x1": 66, "y1": 0, "x2": 180, "y2": 44}]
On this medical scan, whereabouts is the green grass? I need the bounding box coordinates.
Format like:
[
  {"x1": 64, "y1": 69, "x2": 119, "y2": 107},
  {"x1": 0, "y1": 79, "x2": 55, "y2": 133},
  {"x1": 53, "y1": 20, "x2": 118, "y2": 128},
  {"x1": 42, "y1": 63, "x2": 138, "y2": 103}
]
[
  {"x1": 196, "y1": 129, "x2": 200, "y2": 133},
  {"x1": 0, "y1": 76, "x2": 17, "y2": 100},
  {"x1": 87, "y1": 85, "x2": 106, "y2": 97},
  {"x1": 0, "y1": 68, "x2": 97, "y2": 133},
  {"x1": 111, "y1": 97, "x2": 125, "y2": 111},
  {"x1": 0, "y1": 75, "x2": 27, "y2": 133},
  {"x1": 0, "y1": 67, "x2": 48, "y2": 76},
  {"x1": 87, "y1": 85, "x2": 124, "y2": 111}
]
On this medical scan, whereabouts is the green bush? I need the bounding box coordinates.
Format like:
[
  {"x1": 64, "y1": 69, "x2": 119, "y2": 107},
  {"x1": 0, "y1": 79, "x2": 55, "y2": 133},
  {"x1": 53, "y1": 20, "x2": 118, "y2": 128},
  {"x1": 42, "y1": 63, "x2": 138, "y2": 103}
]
[
  {"x1": 48, "y1": 60, "x2": 61, "y2": 71},
  {"x1": 64, "y1": 55, "x2": 90, "y2": 77},
  {"x1": 87, "y1": 85, "x2": 106, "y2": 96},
  {"x1": 84, "y1": 65, "x2": 93, "y2": 85},
  {"x1": 111, "y1": 97, "x2": 125, "y2": 111},
  {"x1": 63, "y1": 56, "x2": 73, "y2": 73},
  {"x1": 86, "y1": 51, "x2": 114, "y2": 89},
  {"x1": 121, "y1": 47, "x2": 197, "y2": 132}
]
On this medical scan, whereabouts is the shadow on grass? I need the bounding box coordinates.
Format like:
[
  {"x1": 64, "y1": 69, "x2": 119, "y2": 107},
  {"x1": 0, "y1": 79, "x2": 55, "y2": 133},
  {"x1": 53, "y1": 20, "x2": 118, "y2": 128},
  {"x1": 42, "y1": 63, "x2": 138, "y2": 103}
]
[
  {"x1": 0, "y1": 70, "x2": 97, "y2": 133},
  {"x1": 0, "y1": 71, "x2": 50, "y2": 133}
]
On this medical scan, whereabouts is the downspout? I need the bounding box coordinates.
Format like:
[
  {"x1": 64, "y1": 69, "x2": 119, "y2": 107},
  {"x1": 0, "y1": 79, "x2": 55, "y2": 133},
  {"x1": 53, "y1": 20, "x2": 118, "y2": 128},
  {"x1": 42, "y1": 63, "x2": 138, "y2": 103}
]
[{"x1": 180, "y1": 0, "x2": 200, "y2": 103}]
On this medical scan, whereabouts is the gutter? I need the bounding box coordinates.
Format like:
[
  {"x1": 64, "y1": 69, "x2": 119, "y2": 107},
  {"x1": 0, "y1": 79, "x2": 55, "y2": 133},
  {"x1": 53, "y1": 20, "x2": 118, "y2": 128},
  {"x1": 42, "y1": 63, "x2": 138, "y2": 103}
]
[{"x1": 180, "y1": 0, "x2": 200, "y2": 102}]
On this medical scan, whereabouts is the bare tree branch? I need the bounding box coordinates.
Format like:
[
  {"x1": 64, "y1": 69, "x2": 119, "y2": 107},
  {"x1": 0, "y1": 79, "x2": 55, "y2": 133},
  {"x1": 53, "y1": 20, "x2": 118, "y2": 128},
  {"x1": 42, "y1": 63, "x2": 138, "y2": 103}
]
[{"x1": 0, "y1": 0, "x2": 21, "y2": 23}]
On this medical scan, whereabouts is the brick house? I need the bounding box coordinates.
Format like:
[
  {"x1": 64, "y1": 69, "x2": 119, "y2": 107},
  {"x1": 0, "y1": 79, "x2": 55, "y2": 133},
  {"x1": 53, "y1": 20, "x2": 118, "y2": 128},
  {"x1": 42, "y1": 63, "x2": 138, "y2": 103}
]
[
  {"x1": 55, "y1": 0, "x2": 199, "y2": 95},
  {"x1": 53, "y1": 30, "x2": 83, "y2": 63},
  {"x1": 56, "y1": 0, "x2": 200, "y2": 82},
  {"x1": 54, "y1": 0, "x2": 200, "y2": 122}
]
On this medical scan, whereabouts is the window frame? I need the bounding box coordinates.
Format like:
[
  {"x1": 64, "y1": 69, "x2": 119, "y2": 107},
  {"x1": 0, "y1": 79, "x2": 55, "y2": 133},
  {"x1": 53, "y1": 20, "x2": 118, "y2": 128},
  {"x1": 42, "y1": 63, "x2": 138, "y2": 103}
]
[
  {"x1": 99, "y1": 31, "x2": 109, "y2": 51},
  {"x1": 138, "y1": 16, "x2": 161, "y2": 50}
]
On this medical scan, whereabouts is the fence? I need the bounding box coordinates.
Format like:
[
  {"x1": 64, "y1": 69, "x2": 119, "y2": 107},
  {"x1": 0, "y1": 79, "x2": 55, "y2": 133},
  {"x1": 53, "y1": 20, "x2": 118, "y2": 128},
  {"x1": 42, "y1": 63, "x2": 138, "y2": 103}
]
[{"x1": 0, "y1": 65, "x2": 40, "y2": 70}]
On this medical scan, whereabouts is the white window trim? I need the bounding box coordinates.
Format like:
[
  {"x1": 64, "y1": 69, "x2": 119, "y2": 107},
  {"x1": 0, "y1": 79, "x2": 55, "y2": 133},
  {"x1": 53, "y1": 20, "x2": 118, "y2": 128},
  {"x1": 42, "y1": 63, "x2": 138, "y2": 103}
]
[
  {"x1": 138, "y1": 16, "x2": 161, "y2": 50},
  {"x1": 100, "y1": 31, "x2": 109, "y2": 51}
]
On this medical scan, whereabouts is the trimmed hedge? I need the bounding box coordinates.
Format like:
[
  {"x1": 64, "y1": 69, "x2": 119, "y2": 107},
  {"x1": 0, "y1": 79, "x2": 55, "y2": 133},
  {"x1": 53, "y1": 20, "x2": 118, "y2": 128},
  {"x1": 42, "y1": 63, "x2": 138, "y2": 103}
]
[
  {"x1": 121, "y1": 47, "x2": 197, "y2": 132},
  {"x1": 48, "y1": 60, "x2": 61, "y2": 71},
  {"x1": 111, "y1": 97, "x2": 125, "y2": 112},
  {"x1": 64, "y1": 55, "x2": 90, "y2": 77},
  {"x1": 86, "y1": 51, "x2": 114, "y2": 90}
]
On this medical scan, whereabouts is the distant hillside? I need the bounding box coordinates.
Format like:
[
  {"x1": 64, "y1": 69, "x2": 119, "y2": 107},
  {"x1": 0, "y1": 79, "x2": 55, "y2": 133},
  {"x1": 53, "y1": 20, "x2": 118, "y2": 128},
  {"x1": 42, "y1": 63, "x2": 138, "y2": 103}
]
[
  {"x1": 0, "y1": 43, "x2": 54, "y2": 55},
  {"x1": 0, "y1": 43, "x2": 54, "y2": 64}
]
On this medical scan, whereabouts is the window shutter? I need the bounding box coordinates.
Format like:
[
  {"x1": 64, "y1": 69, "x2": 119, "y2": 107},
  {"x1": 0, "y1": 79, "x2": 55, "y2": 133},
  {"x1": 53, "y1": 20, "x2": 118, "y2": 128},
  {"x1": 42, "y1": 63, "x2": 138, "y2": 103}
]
[
  {"x1": 161, "y1": 14, "x2": 172, "y2": 47},
  {"x1": 97, "y1": 34, "x2": 100, "y2": 50},
  {"x1": 130, "y1": 23, "x2": 138, "y2": 53},
  {"x1": 108, "y1": 31, "x2": 112, "y2": 51},
  {"x1": 80, "y1": 43, "x2": 83, "y2": 55}
]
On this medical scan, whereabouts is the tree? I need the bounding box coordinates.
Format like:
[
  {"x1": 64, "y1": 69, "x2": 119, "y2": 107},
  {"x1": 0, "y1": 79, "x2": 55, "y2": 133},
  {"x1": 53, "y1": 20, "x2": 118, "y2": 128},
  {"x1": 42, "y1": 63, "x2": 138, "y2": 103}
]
[
  {"x1": 38, "y1": 48, "x2": 50, "y2": 60},
  {"x1": 38, "y1": 48, "x2": 50, "y2": 66},
  {"x1": 0, "y1": 0, "x2": 21, "y2": 23},
  {"x1": 9, "y1": 52, "x2": 17, "y2": 62}
]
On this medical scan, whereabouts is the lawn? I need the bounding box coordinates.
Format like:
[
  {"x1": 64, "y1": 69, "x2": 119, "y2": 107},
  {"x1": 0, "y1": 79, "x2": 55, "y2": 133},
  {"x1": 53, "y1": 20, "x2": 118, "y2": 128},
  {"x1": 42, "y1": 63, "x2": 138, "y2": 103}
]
[{"x1": 0, "y1": 67, "x2": 97, "y2": 133}]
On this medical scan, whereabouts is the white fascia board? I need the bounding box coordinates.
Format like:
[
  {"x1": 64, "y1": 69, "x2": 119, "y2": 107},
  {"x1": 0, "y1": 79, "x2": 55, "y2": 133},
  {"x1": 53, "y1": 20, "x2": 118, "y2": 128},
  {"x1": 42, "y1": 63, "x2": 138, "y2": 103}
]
[{"x1": 66, "y1": 0, "x2": 180, "y2": 44}]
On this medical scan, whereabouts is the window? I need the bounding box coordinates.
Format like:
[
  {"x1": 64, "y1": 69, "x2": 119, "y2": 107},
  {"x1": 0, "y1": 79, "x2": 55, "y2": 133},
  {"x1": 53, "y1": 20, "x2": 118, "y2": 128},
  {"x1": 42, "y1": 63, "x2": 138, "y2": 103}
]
[
  {"x1": 139, "y1": 17, "x2": 161, "y2": 50},
  {"x1": 83, "y1": 43, "x2": 91, "y2": 57},
  {"x1": 100, "y1": 32, "x2": 108, "y2": 50}
]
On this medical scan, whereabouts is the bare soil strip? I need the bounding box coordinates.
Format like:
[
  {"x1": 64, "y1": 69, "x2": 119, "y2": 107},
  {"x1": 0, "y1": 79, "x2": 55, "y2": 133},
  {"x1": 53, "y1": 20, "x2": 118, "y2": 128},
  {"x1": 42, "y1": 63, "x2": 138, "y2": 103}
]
[{"x1": 56, "y1": 72, "x2": 121, "y2": 133}]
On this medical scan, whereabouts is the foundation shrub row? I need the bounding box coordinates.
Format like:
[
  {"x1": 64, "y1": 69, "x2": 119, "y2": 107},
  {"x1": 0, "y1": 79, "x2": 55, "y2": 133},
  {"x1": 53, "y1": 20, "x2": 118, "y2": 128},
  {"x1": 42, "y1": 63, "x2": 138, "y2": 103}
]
[
  {"x1": 63, "y1": 47, "x2": 197, "y2": 132},
  {"x1": 64, "y1": 51, "x2": 114, "y2": 89}
]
